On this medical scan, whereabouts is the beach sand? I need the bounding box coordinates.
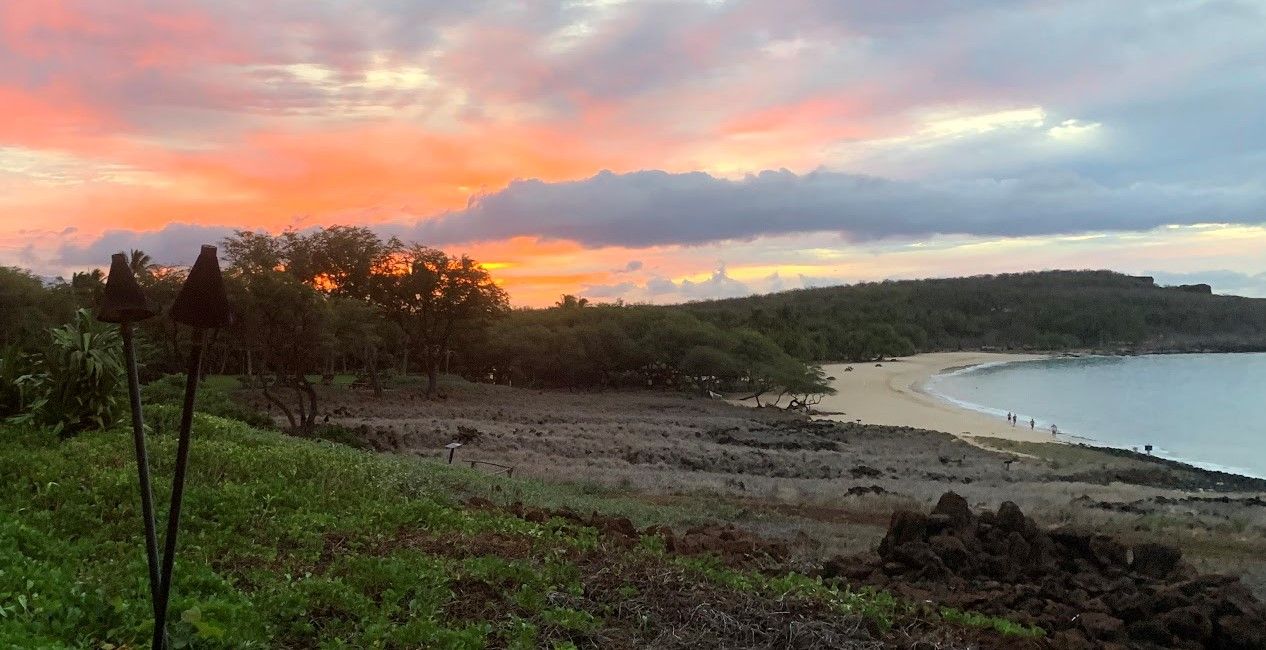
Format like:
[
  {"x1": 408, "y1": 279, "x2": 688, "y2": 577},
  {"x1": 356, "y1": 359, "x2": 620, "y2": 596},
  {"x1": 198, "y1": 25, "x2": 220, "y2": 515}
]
[{"x1": 817, "y1": 352, "x2": 1054, "y2": 443}]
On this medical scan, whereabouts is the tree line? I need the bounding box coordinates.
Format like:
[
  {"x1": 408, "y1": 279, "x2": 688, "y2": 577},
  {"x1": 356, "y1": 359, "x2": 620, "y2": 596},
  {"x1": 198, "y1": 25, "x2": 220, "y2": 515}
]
[
  {"x1": 1, "y1": 226, "x2": 833, "y2": 436},
  {"x1": 8, "y1": 231, "x2": 1264, "y2": 437},
  {"x1": 678, "y1": 270, "x2": 1266, "y2": 361},
  {"x1": 467, "y1": 300, "x2": 833, "y2": 407}
]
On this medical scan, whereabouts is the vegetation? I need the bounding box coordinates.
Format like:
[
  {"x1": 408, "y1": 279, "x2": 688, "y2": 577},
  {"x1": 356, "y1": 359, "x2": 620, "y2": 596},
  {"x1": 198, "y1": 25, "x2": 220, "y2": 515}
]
[
  {"x1": 679, "y1": 270, "x2": 1266, "y2": 361},
  {"x1": 9, "y1": 242, "x2": 1249, "y2": 646},
  {"x1": 141, "y1": 375, "x2": 275, "y2": 431},
  {"x1": 0, "y1": 267, "x2": 76, "y2": 353},
  {"x1": 6, "y1": 235, "x2": 1262, "y2": 427},
  {"x1": 1, "y1": 227, "x2": 834, "y2": 425},
  {"x1": 468, "y1": 302, "x2": 832, "y2": 402},
  {"x1": 0, "y1": 418, "x2": 1039, "y2": 646},
  {"x1": 6, "y1": 310, "x2": 125, "y2": 435}
]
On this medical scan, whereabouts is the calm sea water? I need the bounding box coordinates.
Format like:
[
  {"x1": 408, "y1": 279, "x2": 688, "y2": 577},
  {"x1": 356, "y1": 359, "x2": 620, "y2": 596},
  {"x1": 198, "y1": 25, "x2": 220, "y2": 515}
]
[{"x1": 926, "y1": 353, "x2": 1266, "y2": 479}]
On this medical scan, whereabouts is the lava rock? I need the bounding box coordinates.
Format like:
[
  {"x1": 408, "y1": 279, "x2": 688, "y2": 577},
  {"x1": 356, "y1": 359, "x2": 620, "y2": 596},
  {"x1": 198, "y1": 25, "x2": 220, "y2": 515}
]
[{"x1": 1132, "y1": 542, "x2": 1183, "y2": 579}]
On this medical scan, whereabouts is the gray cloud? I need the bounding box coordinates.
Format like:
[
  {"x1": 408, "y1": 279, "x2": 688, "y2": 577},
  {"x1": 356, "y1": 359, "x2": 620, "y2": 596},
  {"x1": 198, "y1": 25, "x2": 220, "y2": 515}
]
[
  {"x1": 583, "y1": 265, "x2": 829, "y2": 304},
  {"x1": 404, "y1": 168, "x2": 1266, "y2": 248},
  {"x1": 57, "y1": 223, "x2": 236, "y2": 268},
  {"x1": 59, "y1": 164, "x2": 1266, "y2": 275}
]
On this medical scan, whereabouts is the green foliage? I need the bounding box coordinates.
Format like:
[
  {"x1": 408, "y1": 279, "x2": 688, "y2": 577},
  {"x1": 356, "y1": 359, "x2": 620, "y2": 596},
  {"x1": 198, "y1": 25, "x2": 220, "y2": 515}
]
[
  {"x1": 0, "y1": 267, "x2": 75, "y2": 354},
  {"x1": 680, "y1": 270, "x2": 1266, "y2": 361},
  {"x1": 677, "y1": 555, "x2": 1044, "y2": 639},
  {"x1": 376, "y1": 244, "x2": 510, "y2": 396},
  {"x1": 676, "y1": 554, "x2": 909, "y2": 631},
  {"x1": 470, "y1": 303, "x2": 833, "y2": 403},
  {"x1": 12, "y1": 310, "x2": 125, "y2": 435},
  {"x1": 0, "y1": 347, "x2": 35, "y2": 418},
  {"x1": 311, "y1": 422, "x2": 373, "y2": 449},
  {"x1": 11, "y1": 250, "x2": 1264, "y2": 408},
  {"x1": 0, "y1": 416, "x2": 1041, "y2": 646},
  {"x1": 0, "y1": 417, "x2": 574, "y2": 646},
  {"x1": 141, "y1": 374, "x2": 275, "y2": 430},
  {"x1": 939, "y1": 607, "x2": 1046, "y2": 638}
]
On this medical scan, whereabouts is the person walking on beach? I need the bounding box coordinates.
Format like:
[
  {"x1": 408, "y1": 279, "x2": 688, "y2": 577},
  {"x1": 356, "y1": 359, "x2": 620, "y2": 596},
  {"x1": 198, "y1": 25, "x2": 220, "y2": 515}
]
[
  {"x1": 1029, "y1": 417, "x2": 1035, "y2": 430},
  {"x1": 1050, "y1": 424, "x2": 1059, "y2": 437},
  {"x1": 1006, "y1": 412, "x2": 1013, "y2": 425}
]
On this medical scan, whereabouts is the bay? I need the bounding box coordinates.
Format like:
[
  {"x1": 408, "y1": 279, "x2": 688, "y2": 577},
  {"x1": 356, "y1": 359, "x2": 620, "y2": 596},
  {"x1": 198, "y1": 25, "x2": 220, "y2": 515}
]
[{"x1": 926, "y1": 353, "x2": 1266, "y2": 478}]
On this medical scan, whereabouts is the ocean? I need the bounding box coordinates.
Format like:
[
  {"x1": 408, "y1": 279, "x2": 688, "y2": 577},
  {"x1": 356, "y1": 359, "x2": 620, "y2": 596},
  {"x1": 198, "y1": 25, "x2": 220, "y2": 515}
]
[{"x1": 925, "y1": 353, "x2": 1266, "y2": 479}]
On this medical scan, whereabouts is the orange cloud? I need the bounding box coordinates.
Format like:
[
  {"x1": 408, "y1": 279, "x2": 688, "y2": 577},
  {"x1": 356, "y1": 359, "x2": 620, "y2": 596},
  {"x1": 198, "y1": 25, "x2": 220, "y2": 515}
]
[{"x1": 0, "y1": 85, "x2": 120, "y2": 149}]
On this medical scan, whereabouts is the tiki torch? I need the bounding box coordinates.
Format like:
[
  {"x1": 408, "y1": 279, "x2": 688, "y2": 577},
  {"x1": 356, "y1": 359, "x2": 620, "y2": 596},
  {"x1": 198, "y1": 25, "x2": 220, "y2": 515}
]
[
  {"x1": 152, "y1": 245, "x2": 232, "y2": 650},
  {"x1": 97, "y1": 254, "x2": 163, "y2": 636}
]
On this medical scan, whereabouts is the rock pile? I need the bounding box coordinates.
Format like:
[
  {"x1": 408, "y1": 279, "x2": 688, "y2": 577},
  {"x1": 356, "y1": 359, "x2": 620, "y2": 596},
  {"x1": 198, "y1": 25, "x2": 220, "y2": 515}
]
[{"x1": 825, "y1": 492, "x2": 1266, "y2": 648}]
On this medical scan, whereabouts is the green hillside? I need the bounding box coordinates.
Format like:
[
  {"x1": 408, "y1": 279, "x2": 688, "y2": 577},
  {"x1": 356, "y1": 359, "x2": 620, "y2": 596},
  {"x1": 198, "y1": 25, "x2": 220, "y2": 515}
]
[{"x1": 676, "y1": 270, "x2": 1266, "y2": 361}]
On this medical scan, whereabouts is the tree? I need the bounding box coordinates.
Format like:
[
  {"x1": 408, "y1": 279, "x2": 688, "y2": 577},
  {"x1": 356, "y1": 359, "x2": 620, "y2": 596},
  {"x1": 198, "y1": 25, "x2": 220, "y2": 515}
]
[
  {"x1": 782, "y1": 364, "x2": 837, "y2": 411},
  {"x1": 327, "y1": 296, "x2": 389, "y2": 396},
  {"x1": 132, "y1": 265, "x2": 189, "y2": 378},
  {"x1": 679, "y1": 345, "x2": 741, "y2": 394},
  {"x1": 228, "y1": 267, "x2": 331, "y2": 436},
  {"x1": 70, "y1": 269, "x2": 105, "y2": 309},
  {"x1": 0, "y1": 267, "x2": 74, "y2": 351},
  {"x1": 283, "y1": 225, "x2": 398, "y2": 299},
  {"x1": 221, "y1": 230, "x2": 286, "y2": 276},
  {"x1": 128, "y1": 249, "x2": 154, "y2": 281},
  {"x1": 284, "y1": 226, "x2": 399, "y2": 393},
  {"x1": 378, "y1": 246, "x2": 509, "y2": 396},
  {"x1": 555, "y1": 294, "x2": 589, "y2": 309}
]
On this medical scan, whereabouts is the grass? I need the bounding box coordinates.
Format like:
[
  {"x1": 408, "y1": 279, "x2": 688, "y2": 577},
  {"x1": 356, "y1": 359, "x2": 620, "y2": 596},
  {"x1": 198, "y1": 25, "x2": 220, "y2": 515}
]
[
  {"x1": 977, "y1": 438, "x2": 1127, "y2": 468},
  {"x1": 676, "y1": 554, "x2": 1044, "y2": 639},
  {"x1": 0, "y1": 412, "x2": 1041, "y2": 647}
]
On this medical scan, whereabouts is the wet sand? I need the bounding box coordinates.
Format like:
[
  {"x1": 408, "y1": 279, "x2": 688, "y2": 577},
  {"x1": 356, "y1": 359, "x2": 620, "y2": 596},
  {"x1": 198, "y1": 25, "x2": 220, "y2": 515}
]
[{"x1": 817, "y1": 352, "x2": 1055, "y2": 443}]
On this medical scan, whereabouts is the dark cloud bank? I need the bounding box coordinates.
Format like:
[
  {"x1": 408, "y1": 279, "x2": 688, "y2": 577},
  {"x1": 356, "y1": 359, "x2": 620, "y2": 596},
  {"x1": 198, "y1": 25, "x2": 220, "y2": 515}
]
[
  {"x1": 60, "y1": 168, "x2": 1265, "y2": 267},
  {"x1": 405, "y1": 169, "x2": 1265, "y2": 247}
]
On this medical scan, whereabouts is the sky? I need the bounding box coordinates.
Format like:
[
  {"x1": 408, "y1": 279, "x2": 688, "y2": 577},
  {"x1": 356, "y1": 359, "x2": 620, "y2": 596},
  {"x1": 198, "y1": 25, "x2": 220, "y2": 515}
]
[{"x1": 2, "y1": 0, "x2": 1264, "y2": 306}]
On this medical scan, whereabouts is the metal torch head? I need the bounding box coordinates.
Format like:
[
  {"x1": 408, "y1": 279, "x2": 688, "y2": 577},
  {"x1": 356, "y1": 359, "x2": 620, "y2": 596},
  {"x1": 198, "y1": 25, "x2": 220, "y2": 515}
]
[
  {"x1": 97, "y1": 252, "x2": 158, "y2": 323},
  {"x1": 170, "y1": 245, "x2": 234, "y2": 329}
]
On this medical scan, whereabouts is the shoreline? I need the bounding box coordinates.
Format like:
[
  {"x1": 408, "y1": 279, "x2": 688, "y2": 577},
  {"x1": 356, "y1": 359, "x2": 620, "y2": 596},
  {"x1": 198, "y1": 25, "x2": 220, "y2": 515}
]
[
  {"x1": 815, "y1": 352, "x2": 1056, "y2": 444},
  {"x1": 816, "y1": 352, "x2": 1266, "y2": 482}
]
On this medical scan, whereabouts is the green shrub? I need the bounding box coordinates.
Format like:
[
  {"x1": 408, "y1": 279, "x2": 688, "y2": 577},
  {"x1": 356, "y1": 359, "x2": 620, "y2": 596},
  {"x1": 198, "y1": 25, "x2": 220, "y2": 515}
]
[
  {"x1": 12, "y1": 310, "x2": 124, "y2": 435},
  {"x1": 0, "y1": 346, "x2": 36, "y2": 418}
]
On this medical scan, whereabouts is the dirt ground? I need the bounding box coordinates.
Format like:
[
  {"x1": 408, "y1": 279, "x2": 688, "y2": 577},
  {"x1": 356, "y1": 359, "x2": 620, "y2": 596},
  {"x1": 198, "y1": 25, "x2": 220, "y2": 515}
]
[{"x1": 248, "y1": 379, "x2": 1266, "y2": 599}]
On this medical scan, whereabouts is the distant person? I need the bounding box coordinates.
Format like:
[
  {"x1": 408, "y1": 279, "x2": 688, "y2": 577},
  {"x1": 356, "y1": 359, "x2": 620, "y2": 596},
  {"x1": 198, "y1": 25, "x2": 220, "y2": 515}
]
[
  {"x1": 1029, "y1": 418, "x2": 1035, "y2": 430},
  {"x1": 1006, "y1": 412, "x2": 1013, "y2": 424},
  {"x1": 1050, "y1": 424, "x2": 1059, "y2": 437}
]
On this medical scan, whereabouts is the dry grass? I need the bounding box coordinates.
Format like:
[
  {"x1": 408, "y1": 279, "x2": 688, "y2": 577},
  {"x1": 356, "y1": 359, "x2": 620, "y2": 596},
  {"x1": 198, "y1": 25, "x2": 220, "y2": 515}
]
[{"x1": 248, "y1": 379, "x2": 1266, "y2": 597}]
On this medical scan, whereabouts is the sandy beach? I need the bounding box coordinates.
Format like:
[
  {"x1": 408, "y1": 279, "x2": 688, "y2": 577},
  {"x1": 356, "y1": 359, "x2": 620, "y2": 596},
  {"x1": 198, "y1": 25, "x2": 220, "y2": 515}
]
[{"x1": 817, "y1": 352, "x2": 1054, "y2": 443}]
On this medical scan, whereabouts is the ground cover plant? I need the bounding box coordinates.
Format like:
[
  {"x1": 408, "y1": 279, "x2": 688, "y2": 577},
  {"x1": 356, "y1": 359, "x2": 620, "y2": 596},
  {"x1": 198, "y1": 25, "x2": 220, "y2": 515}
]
[{"x1": 0, "y1": 414, "x2": 1042, "y2": 648}]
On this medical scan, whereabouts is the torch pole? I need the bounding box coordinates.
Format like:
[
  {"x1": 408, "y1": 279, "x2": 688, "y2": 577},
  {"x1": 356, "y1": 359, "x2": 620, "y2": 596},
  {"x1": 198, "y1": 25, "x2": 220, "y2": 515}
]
[
  {"x1": 152, "y1": 327, "x2": 206, "y2": 650},
  {"x1": 121, "y1": 323, "x2": 164, "y2": 635}
]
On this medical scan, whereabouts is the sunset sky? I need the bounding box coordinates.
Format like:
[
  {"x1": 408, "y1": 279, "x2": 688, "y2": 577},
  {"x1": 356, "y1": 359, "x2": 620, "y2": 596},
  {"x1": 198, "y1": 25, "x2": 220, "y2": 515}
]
[{"x1": 2, "y1": 0, "x2": 1264, "y2": 305}]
